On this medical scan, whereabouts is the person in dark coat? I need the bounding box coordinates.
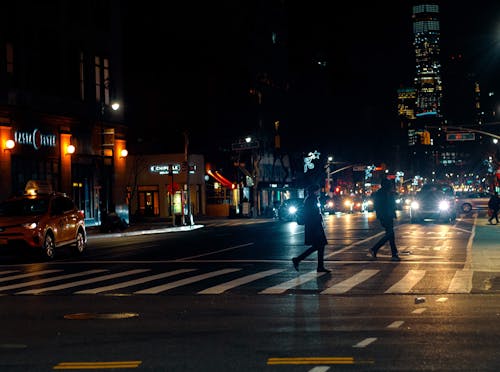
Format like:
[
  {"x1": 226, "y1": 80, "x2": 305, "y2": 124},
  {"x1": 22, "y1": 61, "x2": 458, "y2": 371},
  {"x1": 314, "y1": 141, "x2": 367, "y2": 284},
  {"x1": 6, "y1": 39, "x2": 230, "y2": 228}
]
[
  {"x1": 292, "y1": 184, "x2": 330, "y2": 273},
  {"x1": 487, "y1": 191, "x2": 500, "y2": 224},
  {"x1": 369, "y1": 178, "x2": 400, "y2": 261}
]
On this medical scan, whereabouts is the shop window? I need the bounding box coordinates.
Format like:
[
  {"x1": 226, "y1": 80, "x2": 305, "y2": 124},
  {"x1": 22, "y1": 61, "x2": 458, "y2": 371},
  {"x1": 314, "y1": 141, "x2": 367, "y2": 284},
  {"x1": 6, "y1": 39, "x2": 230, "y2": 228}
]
[{"x1": 138, "y1": 185, "x2": 159, "y2": 216}]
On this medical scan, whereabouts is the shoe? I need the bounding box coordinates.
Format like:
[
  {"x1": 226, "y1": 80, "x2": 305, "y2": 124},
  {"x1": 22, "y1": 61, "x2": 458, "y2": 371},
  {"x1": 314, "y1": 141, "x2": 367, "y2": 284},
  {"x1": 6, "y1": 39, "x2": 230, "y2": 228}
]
[
  {"x1": 317, "y1": 267, "x2": 331, "y2": 273},
  {"x1": 369, "y1": 248, "x2": 377, "y2": 259},
  {"x1": 391, "y1": 256, "x2": 401, "y2": 262},
  {"x1": 292, "y1": 257, "x2": 299, "y2": 271}
]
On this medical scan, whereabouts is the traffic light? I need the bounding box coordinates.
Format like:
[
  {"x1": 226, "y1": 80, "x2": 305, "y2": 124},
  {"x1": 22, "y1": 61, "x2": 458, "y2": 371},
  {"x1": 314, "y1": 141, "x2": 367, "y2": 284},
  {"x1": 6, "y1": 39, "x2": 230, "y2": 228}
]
[
  {"x1": 334, "y1": 186, "x2": 341, "y2": 194},
  {"x1": 420, "y1": 131, "x2": 431, "y2": 145}
]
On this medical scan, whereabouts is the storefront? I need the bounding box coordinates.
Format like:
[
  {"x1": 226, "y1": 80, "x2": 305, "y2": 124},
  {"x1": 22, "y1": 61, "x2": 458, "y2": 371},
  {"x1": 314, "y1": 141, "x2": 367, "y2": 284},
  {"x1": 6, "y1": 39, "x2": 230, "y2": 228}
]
[
  {"x1": 0, "y1": 114, "x2": 128, "y2": 227},
  {"x1": 125, "y1": 153, "x2": 206, "y2": 224}
]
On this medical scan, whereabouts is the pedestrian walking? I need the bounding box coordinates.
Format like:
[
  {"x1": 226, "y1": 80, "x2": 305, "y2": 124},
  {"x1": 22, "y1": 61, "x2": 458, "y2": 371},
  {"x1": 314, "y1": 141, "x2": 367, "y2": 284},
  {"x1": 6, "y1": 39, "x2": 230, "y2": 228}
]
[
  {"x1": 487, "y1": 191, "x2": 500, "y2": 225},
  {"x1": 292, "y1": 184, "x2": 331, "y2": 273},
  {"x1": 369, "y1": 178, "x2": 400, "y2": 261}
]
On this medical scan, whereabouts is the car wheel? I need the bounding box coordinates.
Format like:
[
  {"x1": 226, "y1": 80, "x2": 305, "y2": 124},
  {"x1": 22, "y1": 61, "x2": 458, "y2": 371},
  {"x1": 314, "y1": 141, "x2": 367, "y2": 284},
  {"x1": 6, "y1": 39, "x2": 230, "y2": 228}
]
[
  {"x1": 461, "y1": 203, "x2": 472, "y2": 213},
  {"x1": 73, "y1": 229, "x2": 86, "y2": 255},
  {"x1": 42, "y1": 232, "x2": 55, "y2": 260}
]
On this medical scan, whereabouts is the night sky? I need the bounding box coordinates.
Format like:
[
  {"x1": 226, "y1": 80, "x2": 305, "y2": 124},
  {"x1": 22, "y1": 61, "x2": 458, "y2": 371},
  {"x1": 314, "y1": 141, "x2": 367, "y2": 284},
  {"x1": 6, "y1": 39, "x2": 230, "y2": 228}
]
[{"x1": 122, "y1": 1, "x2": 500, "y2": 168}]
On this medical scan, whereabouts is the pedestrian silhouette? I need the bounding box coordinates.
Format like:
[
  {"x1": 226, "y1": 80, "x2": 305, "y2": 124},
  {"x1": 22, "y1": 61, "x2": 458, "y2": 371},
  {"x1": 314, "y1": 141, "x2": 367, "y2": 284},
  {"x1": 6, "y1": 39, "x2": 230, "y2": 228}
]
[
  {"x1": 292, "y1": 184, "x2": 331, "y2": 273},
  {"x1": 487, "y1": 191, "x2": 500, "y2": 225},
  {"x1": 369, "y1": 178, "x2": 400, "y2": 261}
]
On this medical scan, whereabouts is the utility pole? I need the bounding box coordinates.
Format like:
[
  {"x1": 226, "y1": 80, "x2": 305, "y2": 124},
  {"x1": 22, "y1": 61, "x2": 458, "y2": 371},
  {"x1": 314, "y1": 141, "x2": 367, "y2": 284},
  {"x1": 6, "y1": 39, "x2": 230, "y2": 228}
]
[{"x1": 184, "y1": 130, "x2": 193, "y2": 225}]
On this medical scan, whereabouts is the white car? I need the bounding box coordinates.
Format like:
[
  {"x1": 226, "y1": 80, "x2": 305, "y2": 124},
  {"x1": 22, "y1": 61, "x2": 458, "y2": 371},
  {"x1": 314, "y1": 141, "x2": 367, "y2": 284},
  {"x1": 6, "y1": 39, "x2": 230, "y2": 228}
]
[{"x1": 455, "y1": 192, "x2": 491, "y2": 213}]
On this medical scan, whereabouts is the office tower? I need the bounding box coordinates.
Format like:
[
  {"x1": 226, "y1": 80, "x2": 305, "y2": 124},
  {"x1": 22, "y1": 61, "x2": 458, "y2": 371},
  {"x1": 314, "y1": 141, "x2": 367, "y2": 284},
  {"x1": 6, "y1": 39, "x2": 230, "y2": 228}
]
[{"x1": 412, "y1": 4, "x2": 443, "y2": 118}]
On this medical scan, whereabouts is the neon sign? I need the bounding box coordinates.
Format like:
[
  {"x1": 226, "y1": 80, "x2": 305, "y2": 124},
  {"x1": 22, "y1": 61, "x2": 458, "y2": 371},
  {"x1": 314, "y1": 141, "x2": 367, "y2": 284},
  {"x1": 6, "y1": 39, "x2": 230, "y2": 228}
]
[{"x1": 14, "y1": 128, "x2": 57, "y2": 150}]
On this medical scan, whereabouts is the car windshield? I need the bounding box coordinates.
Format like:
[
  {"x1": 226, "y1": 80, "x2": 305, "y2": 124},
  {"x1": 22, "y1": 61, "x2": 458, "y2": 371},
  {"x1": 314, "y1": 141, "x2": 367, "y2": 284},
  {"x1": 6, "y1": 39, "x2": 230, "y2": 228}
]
[{"x1": 0, "y1": 198, "x2": 50, "y2": 217}]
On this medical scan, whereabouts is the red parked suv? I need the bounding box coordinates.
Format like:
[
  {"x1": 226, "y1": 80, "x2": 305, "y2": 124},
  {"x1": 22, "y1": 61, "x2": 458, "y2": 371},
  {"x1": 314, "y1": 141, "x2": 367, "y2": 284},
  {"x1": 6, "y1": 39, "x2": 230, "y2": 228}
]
[{"x1": 0, "y1": 185, "x2": 87, "y2": 259}]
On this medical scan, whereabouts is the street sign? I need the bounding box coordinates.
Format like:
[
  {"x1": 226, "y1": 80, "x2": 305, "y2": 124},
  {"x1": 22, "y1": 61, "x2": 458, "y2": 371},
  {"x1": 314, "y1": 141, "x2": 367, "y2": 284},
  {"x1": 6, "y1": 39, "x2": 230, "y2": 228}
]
[
  {"x1": 446, "y1": 132, "x2": 475, "y2": 141},
  {"x1": 231, "y1": 140, "x2": 259, "y2": 151}
]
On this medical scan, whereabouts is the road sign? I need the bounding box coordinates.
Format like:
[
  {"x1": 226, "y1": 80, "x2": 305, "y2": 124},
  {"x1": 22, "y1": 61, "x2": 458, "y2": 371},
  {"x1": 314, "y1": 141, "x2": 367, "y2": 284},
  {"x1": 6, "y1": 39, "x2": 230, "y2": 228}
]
[
  {"x1": 231, "y1": 140, "x2": 259, "y2": 151},
  {"x1": 446, "y1": 132, "x2": 475, "y2": 141}
]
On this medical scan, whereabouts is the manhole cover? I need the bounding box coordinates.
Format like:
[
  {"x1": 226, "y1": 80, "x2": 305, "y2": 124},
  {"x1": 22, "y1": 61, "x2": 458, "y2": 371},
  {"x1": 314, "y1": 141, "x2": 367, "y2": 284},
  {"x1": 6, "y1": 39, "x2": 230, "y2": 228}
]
[{"x1": 64, "y1": 312, "x2": 139, "y2": 320}]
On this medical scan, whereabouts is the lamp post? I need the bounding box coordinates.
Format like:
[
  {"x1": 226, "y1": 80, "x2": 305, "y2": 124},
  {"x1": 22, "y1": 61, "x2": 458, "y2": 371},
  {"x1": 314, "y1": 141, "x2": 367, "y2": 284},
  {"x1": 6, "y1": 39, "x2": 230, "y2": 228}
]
[{"x1": 99, "y1": 101, "x2": 120, "y2": 226}]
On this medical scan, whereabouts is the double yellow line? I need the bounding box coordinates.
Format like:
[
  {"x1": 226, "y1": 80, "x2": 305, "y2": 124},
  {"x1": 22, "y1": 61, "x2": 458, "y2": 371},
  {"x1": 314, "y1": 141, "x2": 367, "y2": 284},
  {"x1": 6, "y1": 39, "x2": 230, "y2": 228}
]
[{"x1": 53, "y1": 361, "x2": 141, "y2": 369}]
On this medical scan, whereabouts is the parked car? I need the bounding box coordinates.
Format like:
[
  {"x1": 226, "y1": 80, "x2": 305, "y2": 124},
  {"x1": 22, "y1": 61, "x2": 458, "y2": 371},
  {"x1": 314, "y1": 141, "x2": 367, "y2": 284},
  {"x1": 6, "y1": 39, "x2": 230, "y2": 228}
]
[
  {"x1": 455, "y1": 191, "x2": 491, "y2": 213},
  {"x1": 409, "y1": 183, "x2": 457, "y2": 223},
  {"x1": 278, "y1": 198, "x2": 305, "y2": 222},
  {"x1": 0, "y1": 186, "x2": 87, "y2": 259}
]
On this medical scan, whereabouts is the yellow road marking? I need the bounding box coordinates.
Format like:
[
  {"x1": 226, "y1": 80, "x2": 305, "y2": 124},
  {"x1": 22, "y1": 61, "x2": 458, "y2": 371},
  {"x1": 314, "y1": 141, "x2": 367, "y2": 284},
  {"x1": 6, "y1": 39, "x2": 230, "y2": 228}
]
[
  {"x1": 267, "y1": 357, "x2": 355, "y2": 365},
  {"x1": 53, "y1": 361, "x2": 141, "y2": 369}
]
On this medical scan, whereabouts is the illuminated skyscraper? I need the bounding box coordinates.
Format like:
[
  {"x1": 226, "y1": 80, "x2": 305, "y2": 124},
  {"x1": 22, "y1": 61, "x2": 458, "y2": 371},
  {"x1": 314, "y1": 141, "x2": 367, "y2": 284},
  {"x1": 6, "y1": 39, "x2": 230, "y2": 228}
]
[{"x1": 412, "y1": 4, "x2": 442, "y2": 118}]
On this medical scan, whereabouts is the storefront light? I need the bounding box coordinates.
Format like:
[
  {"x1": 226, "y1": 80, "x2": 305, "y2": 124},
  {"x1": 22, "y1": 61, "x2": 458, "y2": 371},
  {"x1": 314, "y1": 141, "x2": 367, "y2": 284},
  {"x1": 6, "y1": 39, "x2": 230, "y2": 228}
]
[
  {"x1": 4, "y1": 139, "x2": 15, "y2": 151},
  {"x1": 66, "y1": 144, "x2": 75, "y2": 155},
  {"x1": 120, "y1": 148, "x2": 128, "y2": 158}
]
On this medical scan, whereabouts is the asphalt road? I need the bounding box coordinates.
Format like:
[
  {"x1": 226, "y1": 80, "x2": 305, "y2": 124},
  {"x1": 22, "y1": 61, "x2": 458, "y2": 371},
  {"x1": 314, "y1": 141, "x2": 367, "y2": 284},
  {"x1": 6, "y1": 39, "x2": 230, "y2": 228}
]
[{"x1": 0, "y1": 210, "x2": 498, "y2": 371}]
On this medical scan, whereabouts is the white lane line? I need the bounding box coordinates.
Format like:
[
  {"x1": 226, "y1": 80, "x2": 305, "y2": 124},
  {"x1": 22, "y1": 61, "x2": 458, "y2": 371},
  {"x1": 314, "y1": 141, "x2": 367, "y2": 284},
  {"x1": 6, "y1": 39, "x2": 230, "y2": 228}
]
[
  {"x1": 259, "y1": 271, "x2": 326, "y2": 294},
  {"x1": 385, "y1": 269, "x2": 426, "y2": 293},
  {"x1": 436, "y1": 297, "x2": 448, "y2": 303},
  {"x1": 412, "y1": 308, "x2": 427, "y2": 314},
  {"x1": 309, "y1": 367, "x2": 330, "y2": 372},
  {"x1": 353, "y1": 337, "x2": 377, "y2": 348},
  {"x1": 0, "y1": 270, "x2": 107, "y2": 291},
  {"x1": 465, "y1": 216, "x2": 476, "y2": 270},
  {"x1": 176, "y1": 243, "x2": 254, "y2": 261},
  {"x1": 75, "y1": 269, "x2": 196, "y2": 294},
  {"x1": 387, "y1": 321, "x2": 404, "y2": 329},
  {"x1": 134, "y1": 268, "x2": 241, "y2": 294},
  {"x1": 198, "y1": 269, "x2": 285, "y2": 294},
  {"x1": 17, "y1": 269, "x2": 149, "y2": 294},
  {"x1": 321, "y1": 270, "x2": 379, "y2": 294},
  {"x1": 448, "y1": 269, "x2": 472, "y2": 293},
  {"x1": 0, "y1": 270, "x2": 61, "y2": 283}
]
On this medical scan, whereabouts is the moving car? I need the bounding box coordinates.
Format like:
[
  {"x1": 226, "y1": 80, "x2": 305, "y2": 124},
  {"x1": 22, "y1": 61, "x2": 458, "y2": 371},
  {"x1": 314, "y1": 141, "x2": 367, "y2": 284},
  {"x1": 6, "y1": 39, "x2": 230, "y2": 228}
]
[
  {"x1": 0, "y1": 181, "x2": 87, "y2": 259},
  {"x1": 409, "y1": 183, "x2": 457, "y2": 223},
  {"x1": 278, "y1": 198, "x2": 305, "y2": 222},
  {"x1": 455, "y1": 191, "x2": 491, "y2": 213}
]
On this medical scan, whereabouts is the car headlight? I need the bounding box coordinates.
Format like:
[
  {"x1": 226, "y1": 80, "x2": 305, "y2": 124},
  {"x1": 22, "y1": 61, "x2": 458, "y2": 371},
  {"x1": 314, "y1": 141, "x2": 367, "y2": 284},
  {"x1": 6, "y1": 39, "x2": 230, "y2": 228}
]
[
  {"x1": 327, "y1": 201, "x2": 334, "y2": 208},
  {"x1": 288, "y1": 206, "x2": 297, "y2": 214},
  {"x1": 439, "y1": 200, "x2": 450, "y2": 211},
  {"x1": 22, "y1": 222, "x2": 38, "y2": 230},
  {"x1": 410, "y1": 201, "x2": 420, "y2": 210}
]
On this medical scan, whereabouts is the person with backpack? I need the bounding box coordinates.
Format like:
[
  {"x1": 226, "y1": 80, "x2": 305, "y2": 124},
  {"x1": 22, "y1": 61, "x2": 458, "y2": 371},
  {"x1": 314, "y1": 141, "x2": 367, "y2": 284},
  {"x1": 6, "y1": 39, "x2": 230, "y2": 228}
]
[
  {"x1": 487, "y1": 191, "x2": 500, "y2": 225},
  {"x1": 292, "y1": 184, "x2": 331, "y2": 273},
  {"x1": 369, "y1": 178, "x2": 400, "y2": 261}
]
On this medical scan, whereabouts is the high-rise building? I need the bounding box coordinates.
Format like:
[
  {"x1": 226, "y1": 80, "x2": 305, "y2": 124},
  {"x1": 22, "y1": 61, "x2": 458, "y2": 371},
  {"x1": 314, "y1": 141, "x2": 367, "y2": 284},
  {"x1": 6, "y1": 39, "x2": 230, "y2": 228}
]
[{"x1": 412, "y1": 4, "x2": 443, "y2": 118}]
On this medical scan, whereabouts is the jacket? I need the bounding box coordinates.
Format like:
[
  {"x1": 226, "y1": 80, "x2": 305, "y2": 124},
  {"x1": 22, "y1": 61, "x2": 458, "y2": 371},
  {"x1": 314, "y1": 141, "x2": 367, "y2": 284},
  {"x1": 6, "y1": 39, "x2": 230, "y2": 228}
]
[
  {"x1": 373, "y1": 188, "x2": 397, "y2": 221},
  {"x1": 303, "y1": 194, "x2": 328, "y2": 246}
]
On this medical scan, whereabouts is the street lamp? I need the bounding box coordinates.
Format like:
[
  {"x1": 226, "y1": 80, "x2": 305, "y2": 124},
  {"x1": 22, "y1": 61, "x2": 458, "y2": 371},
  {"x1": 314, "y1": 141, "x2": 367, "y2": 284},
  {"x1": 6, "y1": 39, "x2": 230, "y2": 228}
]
[{"x1": 99, "y1": 100, "x2": 121, "y2": 226}]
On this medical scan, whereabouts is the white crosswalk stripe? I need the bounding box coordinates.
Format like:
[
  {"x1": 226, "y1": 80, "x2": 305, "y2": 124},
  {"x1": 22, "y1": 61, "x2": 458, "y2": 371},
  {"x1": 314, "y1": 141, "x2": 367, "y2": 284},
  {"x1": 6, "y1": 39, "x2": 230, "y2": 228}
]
[
  {"x1": 0, "y1": 269, "x2": 107, "y2": 291},
  {"x1": 198, "y1": 269, "x2": 285, "y2": 294},
  {"x1": 259, "y1": 271, "x2": 327, "y2": 294},
  {"x1": 134, "y1": 268, "x2": 241, "y2": 294},
  {"x1": 17, "y1": 269, "x2": 149, "y2": 295},
  {"x1": 75, "y1": 269, "x2": 197, "y2": 294},
  {"x1": 385, "y1": 270, "x2": 426, "y2": 293},
  {"x1": 0, "y1": 267, "x2": 480, "y2": 295},
  {"x1": 321, "y1": 269, "x2": 379, "y2": 294}
]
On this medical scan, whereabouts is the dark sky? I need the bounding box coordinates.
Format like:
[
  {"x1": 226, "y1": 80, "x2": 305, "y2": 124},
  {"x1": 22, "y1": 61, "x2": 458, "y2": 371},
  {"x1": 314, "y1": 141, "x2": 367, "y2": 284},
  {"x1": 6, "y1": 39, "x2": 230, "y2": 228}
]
[{"x1": 122, "y1": 1, "x2": 500, "y2": 167}]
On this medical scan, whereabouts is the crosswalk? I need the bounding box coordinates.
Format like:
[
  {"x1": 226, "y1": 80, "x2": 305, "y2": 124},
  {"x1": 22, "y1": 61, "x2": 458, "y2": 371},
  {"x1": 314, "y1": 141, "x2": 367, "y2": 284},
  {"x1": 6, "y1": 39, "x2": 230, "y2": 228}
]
[{"x1": 0, "y1": 266, "x2": 483, "y2": 296}]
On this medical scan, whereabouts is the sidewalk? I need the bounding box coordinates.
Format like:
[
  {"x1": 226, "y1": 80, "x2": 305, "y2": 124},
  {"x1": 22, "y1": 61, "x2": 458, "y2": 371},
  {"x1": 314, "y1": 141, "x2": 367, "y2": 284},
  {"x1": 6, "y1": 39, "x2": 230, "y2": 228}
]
[
  {"x1": 471, "y1": 216, "x2": 500, "y2": 271},
  {"x1": 85, "y1": 216, "x2": 223, "y2": 239}
]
